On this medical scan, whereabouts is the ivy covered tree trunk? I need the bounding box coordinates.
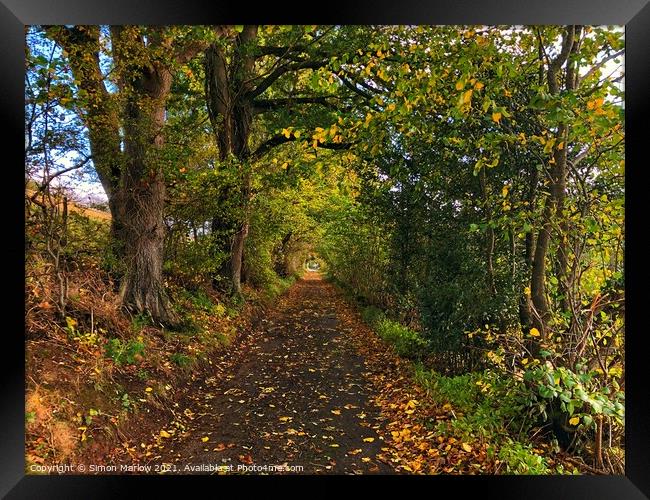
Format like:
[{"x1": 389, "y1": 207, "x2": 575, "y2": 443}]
[
  {"x1": 109, "y1": 26, "x2": 178, "y2": 323},
  {"x1": 116, "y1": 90, "x2": 175, "y2": 323},
  {"x1": 45, "y1": 25, "x2": 207, "y2": 324},
  {"x1": 204, "y1": 26, "x2": 257, "y2": 295}
]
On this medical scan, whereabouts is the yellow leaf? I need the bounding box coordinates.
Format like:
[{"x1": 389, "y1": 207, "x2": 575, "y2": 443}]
[
  {"x1": 293, "y1": 130, "x2": 301, "y2": 139},
  {"x1": 363, "y1": 437, "x2": 375, "y2": 443},
  {"x1": 330, "y1": 443, "x2": 340, "y2": 448},
  {"x1": 201, "y1": 436, "x2": 209, "y2": 442},
  {"x1": 387, "y1": 103, "x2": 396, "y2": 112},
  {"x1": 569, "y1": 416, "x2": 580, "y2": 426},
  {"x1": 501, "y1": 185, "x2": 509, "y2": 197},
  {"x1": 160, "y1": 430, "x2": 171, "y2": 438},
  {"x1": 282, "y1": 128, "x2": 291, "y2": 139},
  {"x1": 455, "y1": 80, "x2": 464, "y2": 91},
  {"x1": 331, "y1": 409, "x2": 341, "y2": 415},
  {"x1": 279, "y1": 416, "x2": 292, "y2": 422},
  {"x1": 474, "y1": 82, "x2": 484, "y2": 90},
  {"x1": 521, "y1": 358, "x2": 529, "y2": 365},
  {"x1": 361, "y1": 457, "x2": 371, "y2": 462},
  {"x1": 462, "y1": 443, "x2": 473, "y2": 453},
  {"x1": 492, "y1": 112, "x2": 502, "y2": 123},
  {"x1": 529, "y1": 327, "x2": 541, "y2": 337}
]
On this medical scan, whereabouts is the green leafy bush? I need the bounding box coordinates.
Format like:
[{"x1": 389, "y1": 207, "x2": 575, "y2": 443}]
[
  {"x1": 361, "y1": 305, "x2": 385, "y2": 326},
  {"x1": 523, "y1": 362, "x2": 625, "y2": 443},
  {"x1": 375, "y1": 319, "x2": 428, "y2": 359},
  {"x1": 497, "y1": 439, "x2": 551, "y2": 474},
  {"x1": 417, "y1": 366, "x2": 531, "y2": 432}
]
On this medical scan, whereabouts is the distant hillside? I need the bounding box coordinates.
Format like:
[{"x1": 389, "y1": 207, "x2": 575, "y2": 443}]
[{"x1": 26, "y1": 188, "x2": 111, "y2": 222}]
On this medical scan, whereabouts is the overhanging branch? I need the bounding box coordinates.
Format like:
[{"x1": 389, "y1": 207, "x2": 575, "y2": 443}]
[
  {"x1": 252, "y1": 96, "x2": 339, "y2": 114},
  {"x1": 248, "y1": 59, "x2": 328, "y2": 99}
]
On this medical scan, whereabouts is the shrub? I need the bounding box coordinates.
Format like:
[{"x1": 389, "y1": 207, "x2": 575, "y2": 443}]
[
  {"x1": 414, "y1": 365, "x2": 534, "y2": 442},
  {"x1": 361, "y1": 305, "x2": 385, "y2": 326},
  {"x1": 497, "y1": 439, "x2": 551, "y2": 474},
  {"x1": 376, "y1": 318, "x2": 428, "y2": 359}
]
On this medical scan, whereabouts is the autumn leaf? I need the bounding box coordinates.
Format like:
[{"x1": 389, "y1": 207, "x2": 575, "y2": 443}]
[
  {"x1": 529, "y1": 327, "x2": 541, "y2": 337},
  {"x1": 160, "y1": 430, "x2": 171, "y2": 438},
  {"x1": 331, "y1": 409, "x2": 341, "y2": 415},
  {"x1": 569, "y1": 416, "x2": 580, "y2": 426},
  {"x1": 201, "y1": 436, "x2": 209, "y2": 442},
  {"x1": 492, "y1": 112, "x2": 502, "y2": 123},
  {"x1": 461, "y1": 443, "x2": 473, "y2": 452},
  {"x1": 363, "y1": 437, "x2": 375, "y2": 443}
]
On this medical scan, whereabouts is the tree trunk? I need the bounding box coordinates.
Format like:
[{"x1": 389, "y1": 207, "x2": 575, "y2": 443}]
[
  {"x1": 530, "y1": 26, "x2": 578, "y2": 340},
  {"x1": 111, "y1": 26, "x2": 177, "y2": 323},
  {"x1": 204, "y1": 26, "x2": 258, "y2": 295}
]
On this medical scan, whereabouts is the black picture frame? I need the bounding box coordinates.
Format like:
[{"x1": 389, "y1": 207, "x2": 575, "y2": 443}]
[{"x1": 4, "y1": 1, "x2": 648, "y2": 497}]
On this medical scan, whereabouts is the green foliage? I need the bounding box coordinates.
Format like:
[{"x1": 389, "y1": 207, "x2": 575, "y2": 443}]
[
  {"x1": 131, "y1": 313, "x2": 153, "y2": 332},
  {"x1": 415, "y1": 366, "x2": 532, "y2": 440},
  {"x1": 375, "y1": 319, "x2": 428, "y2": 360},
  {"x1": 361, "y1": 305, "x2": 385, "y2": 326},
  {"x1": 104, "y1": 338, "x2": 145, "y2": 365},
  {"x1": 497, "y1": 439, "x2": 552, "y2": 474},
  {"x1": 523, "y1": 363, "x2": 625, "y2": 427},
  {"x1": 26, "y1": 24, "x2": 624, "y2": 471},
  {"x1": 180, "y1": 288, "x2": 220, "y2": 314},
  {"x1": 170, "y1": 352, "x2": 192, "y2": 368}
]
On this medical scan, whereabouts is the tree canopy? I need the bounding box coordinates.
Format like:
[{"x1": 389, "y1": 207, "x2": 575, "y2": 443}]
[{"x1": 25, "y1": 24, "x2": 624, "y2": 473}]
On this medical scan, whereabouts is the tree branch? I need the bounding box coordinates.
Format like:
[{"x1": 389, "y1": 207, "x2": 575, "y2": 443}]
[
  {"x1": 249, "y1": 133, "x2": 355, "y2": 161},
  {"x1": 252, "y1": 96, "x2": 339, "y2": 114},
  {"x1": 578, "y1": 49, "x2": 624, "y2": 86},
  {"x1": 175, "y1": 39, "x2": 211, "y2": 65},
  {"x1": 248, "y1": 59, "x2": 328, "y2": 99}
]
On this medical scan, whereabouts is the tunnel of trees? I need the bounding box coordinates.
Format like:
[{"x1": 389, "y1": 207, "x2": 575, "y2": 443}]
[{"x1": 26, "y1": 25, "x2": 624, "y2": 473}]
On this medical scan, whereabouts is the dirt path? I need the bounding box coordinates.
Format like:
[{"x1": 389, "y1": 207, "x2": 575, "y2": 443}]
[{"x1": 150, "y1": 273, "x2": 395, "y2": 474}]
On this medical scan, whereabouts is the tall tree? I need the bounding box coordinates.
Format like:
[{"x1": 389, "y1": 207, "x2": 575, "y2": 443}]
[
  {"x1": 44, "y1": 25, "x2": 207, "y2": 323},
  {"x1": 203, "y1": 25, "x2": 361, "y2": 294}
]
